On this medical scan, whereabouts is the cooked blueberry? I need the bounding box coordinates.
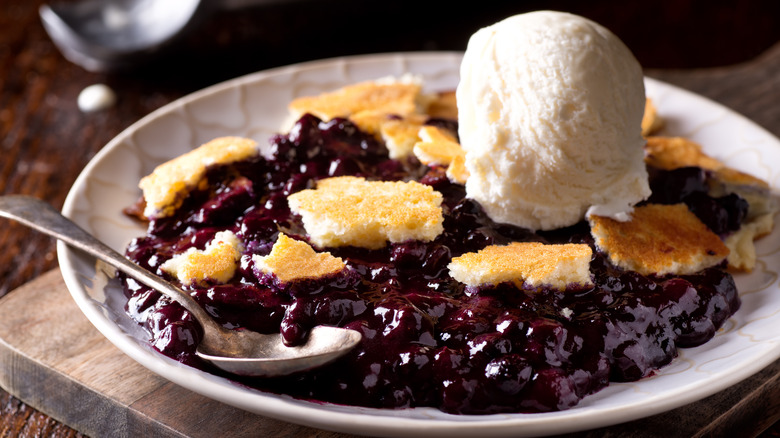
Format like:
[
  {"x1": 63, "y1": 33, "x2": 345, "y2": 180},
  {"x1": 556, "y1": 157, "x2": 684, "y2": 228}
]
[{"x1": 120, "y1": 114, "x2": 743, "y2": 415}]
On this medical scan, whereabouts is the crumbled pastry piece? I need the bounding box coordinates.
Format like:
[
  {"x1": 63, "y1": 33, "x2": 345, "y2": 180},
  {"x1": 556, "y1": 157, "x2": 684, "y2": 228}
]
[
  {"x1": 446, "y1": 154, "x2": 470, "y2": 185},
  {"x1": 286, "y1": 76, "x2": 459, "y2": 160},
  {"x1": 288, "y1": 75, "x2": 425, "y2": 128},
  {"x1": 413, "y1": 126, "x2": 460, "y2": 164},
  {"x1": 426, "y1": 90, "x2": 458, "y2": 120},
  {"x1": 646, "y1": 137, "x2": 777, "y2": 213},
  {"x1": 724, "y1": 213, "x2": 774, "y2": 271},
  {"x1": 590, "y1": 203, "x2": 730, "y2": 276},
  {"x1": 347, "y1": 110, "x2": 391, "y2": 136},
  {"x1": 448, "y1": 242, "x2": 593, "y2": 290},
  {"x1": 645, "y1": 136, "x2": 777, "y2": 270},
  {"x1": 645, "y1": 136, "x2": 727, "y2": 171},
  {"x1": 645, "y1": 136, "x2": 769, "y2": 189},
  {"x1": 139, "y1": 137, "x2": 259, "y2": 219},
  {"x1": 413, "y1": 125, "x2": 469, "y2": 184},
  {"x1": 287, "y1": 176, "x2": 444, "y2": 249},
  {"x1": 713, "y1": 167, "x2": 771, "y2": 190},
  {"x1": 641, "y1": 98, "x2": 664, "y2": 136},
  {"x1": 712, "y1": 168, "x2": 777, "y2": 271},
  {"x1": 160, "y1": 231, "x2": 243, "y2": 286},
  {"x1": 252, "y1": 233, "x2": 345, "y2": 283},
  {"x1": 377, "y1": 114, "x2": 426, "y2": 159}
]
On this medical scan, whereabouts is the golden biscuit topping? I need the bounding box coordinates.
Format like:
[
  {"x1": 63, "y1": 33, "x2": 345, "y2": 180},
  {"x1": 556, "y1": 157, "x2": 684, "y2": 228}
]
[
  {"x1": 139, "y1": 137, "x2": 259, "y2": 219},
  {"x1": 590, "y1": 203, "x2": 730, "y2": 276},
  {"x1": 413, "y1": 125, "x2": 468, "y2": 184},
  {"x1": 645, "y1": 136, "x2": 727, "y2": 172},
  {"x1": 160, "y1": 231, "x2": 244, "y2": 286},
  {"x1": 288, "y1": 76, "x2": 423, "y2": 126},
  {"x1": 446, "y1": 154, "x2": 470, "y2": 185},
  {"x1": 645, "y1": 136, "x2": 777, "y2": 271},
  {"x1": 377, "y1": 114, "x2": 427, "y2": 159},
  {"x1": 286, "y1": 77, "x2": 460, "y2": 160},
  {"x1": 724, "y1": 213, "x2": 775, "y2": 272},
  {"x1": 426, "y1": 90, "x2": 458, "y2": 120},
  {"x1": 641, "y1": 98, "x2": 664, "y2": 137},
  {"x1": 252, "y1": 234, "x2": 345, "y2": 283},
  {"x1": 448, "y1": 242, "x2": 593, "y2": 290},
  {"x1": 645, "y1": 136, "x2": 768, "y2": 189},
  {"x1": 347, "y1": 110, "x2": 391, "y2": 136},
  {"x1": 287, "y1": 176, "x2": 444, "y2": 249},
  {"x1": 413, "y1": 125, "x2": 461, "y2": 164}
]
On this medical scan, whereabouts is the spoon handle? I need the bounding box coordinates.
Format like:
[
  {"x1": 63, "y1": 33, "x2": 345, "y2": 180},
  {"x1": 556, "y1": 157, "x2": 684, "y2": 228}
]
[{"x1": 0, "y1": 195, "x2": 220, "y2": 333}]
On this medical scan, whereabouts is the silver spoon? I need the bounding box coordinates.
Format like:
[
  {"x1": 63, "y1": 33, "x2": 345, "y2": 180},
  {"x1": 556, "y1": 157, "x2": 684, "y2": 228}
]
[
  {"x1": 39, "y1": 0, "x2": 287, "y2": 72},
  {"x1": 0, "y1": 195, "x2": 362, "y2": 377},
  {"x1": 40, "y1": 0, "x2": 205, "y2": 72}
]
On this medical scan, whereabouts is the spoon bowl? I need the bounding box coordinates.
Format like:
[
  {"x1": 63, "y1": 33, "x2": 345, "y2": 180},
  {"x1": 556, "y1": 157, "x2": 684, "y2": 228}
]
[
  {"x1": 40, "y1": 0, "x2": 206, "y2": 71},
  {"x1": 0, "y1": 195, "x2": 362, "y2": 377},
  {"x1": 39, "y1": 0, "x2": 287, "y2": 72}
]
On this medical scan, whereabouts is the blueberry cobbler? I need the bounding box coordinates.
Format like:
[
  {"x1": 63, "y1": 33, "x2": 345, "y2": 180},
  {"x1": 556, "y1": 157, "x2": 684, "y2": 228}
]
[{"x1": 121, "y1": 77, "x2": 776, "y2": 415}]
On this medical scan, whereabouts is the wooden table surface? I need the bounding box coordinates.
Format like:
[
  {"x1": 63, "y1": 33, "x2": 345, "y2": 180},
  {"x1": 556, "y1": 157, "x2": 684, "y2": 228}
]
[{"x1": 1, "y1": 0, "x2": 779, "y2": 436}]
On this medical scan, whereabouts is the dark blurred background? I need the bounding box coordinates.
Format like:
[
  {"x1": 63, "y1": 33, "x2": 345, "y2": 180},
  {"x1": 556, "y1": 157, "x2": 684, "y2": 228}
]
[
  {"x1": 198, "y1": 0, "x2": 780, "y2": 70},
  {"x1": 22, "y1": 0, "x2": 778, "y2": 88},
  {"x1": 167, "y1": 0, "x2": 780, "y2": 79}
]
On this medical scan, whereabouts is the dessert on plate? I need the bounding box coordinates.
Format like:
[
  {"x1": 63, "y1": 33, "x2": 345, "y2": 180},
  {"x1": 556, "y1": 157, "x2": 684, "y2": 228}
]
[{"x1": 120, "y1": 11, "x2": 776, "y2": 414}]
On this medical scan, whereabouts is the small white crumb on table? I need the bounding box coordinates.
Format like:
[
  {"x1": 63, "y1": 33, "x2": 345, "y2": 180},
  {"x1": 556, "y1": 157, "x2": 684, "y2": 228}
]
[{"x1": 78, "y1": 84, "x2": 116, "y2": 112}]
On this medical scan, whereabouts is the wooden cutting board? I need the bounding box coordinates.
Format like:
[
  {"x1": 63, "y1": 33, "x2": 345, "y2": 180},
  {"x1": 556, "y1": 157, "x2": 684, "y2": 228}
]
[{"x1": 0, "y1": 269, "x2": 778, "y2": 437}]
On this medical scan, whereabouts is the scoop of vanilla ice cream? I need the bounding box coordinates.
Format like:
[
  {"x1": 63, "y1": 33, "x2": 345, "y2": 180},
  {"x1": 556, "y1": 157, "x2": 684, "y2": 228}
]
[{"x1": 457, "y1": 11, "x2": 650, "y2": 231}]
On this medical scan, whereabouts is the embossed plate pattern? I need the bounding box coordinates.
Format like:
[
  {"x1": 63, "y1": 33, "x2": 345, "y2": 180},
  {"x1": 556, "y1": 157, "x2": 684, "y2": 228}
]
[{"x1": 58, "y1": 52, "x2": 780, "y2": 437}]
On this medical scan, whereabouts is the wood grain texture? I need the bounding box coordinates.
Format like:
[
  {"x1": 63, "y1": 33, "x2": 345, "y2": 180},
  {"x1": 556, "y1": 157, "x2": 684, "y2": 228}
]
[
  {"x1": 1, "y1": 0, "x2": 779, "y2": 435},
  {"x1": 1, "y1": 269, "x2": 780, "y2": 437}
]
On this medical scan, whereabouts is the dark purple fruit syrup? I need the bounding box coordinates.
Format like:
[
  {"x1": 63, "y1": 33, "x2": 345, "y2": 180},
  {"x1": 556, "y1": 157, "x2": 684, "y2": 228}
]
[{"x1": 121, "y1": 114, "x2": 742, "y2": 415}]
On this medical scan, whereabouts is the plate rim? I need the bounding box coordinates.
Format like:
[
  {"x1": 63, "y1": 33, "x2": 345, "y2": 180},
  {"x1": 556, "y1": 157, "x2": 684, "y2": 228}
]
[{"x1": 57, "y1": 51, "x2": 780, "y2": 437}]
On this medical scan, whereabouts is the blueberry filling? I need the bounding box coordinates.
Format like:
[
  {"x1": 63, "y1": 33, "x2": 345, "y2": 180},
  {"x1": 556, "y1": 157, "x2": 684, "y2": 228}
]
[
  {"x1": 122, "y1": 114, "x2": 742, "y2": 414},
  {"x1": 646, "y1": 166, "x2": 749, "y2": 236}
]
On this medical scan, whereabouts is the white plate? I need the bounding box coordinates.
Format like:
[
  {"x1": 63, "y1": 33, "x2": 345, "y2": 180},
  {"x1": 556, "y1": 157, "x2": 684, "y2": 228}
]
[{"x1": 59, "y1": 52, "x2": 780, "y2": 437}]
